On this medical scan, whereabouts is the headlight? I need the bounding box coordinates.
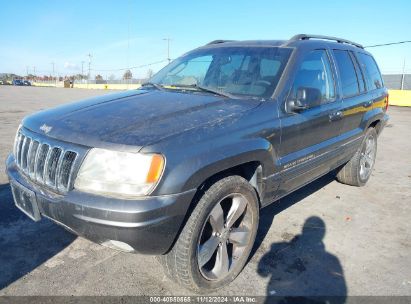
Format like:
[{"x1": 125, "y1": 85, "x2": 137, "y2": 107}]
[{"x1": 74, "y1": 148, "x2": 165, "y2": 198}]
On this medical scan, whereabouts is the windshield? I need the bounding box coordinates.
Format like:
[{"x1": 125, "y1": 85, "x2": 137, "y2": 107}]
[{"x1": 150, "y1": 46, "x2": 292, "y2": 99}]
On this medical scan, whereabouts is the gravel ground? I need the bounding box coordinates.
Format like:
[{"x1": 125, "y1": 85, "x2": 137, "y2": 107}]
[{"x1": 0, "y1": 86, "x2": 410, "y2": 298}]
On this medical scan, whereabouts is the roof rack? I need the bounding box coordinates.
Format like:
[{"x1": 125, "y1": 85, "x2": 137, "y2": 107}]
[
  {"x1": 206, "y1": 40, "x2": 235, "y2": 45},
  {"x1": 289, "y1": 34, "x2": 364, "y2": 49}
]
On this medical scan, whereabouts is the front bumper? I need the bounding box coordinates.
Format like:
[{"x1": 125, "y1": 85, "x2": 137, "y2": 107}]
[{"x1": 6, "y1": 154, "x2": 196, "y2": 254}]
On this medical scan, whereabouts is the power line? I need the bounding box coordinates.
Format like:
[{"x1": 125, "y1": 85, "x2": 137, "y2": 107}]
[
  {"x1": 364, "y1": 40, "x2": 411, "y2": 48},
  {"x1": 22, "y1": 39, "x2": 411, "y2": 76},
  {"x1": 90, "y1": 59, "x2": 168, "y2": 72}
]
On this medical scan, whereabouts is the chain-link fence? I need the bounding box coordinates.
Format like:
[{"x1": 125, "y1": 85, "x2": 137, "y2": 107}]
[
  {"x1": 73, "y1": 79, "x2": 146, "y2": 84},
  {"x1": 28, "y1": 74, "x2": 411, "y2": 90},
  {"x1": 32, "y1": 78, "x2": 147, "y2": 86},
  {"x1": 382, "y1": 74, "x2": 411, "y2": 90}
]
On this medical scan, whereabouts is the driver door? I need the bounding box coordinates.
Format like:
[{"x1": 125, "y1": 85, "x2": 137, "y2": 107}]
[{"x1": 278, "y1": 49, "x2": 343, "y2": 195}]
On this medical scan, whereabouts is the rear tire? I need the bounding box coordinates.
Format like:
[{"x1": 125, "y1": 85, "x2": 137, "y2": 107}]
[
  {"x1": 157, "y1": 176, "x2": 259, "y2": 292},
  {"x1": 336, "y1": 128, "x2": 378, "y2": 186}
]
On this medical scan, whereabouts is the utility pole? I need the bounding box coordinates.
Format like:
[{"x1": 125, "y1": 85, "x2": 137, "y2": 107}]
[
  {"x1": 163, "y1": 38, "x2": 172, "y2": 63},
  {"x1": 51, "y1": 62, "x2": 55, "y2": 86},
  {"x1": 401, "y1": 58, "x2": 406, "y2": 90},
  {"x1": 26, "y1": 66, "x2": 29, "y2": 77},
  {"x1": 87, "y1": 53, "x2": 92, "y2": 87},
  {"x1": 81, "y1": 61, "x2": 85, "y2": 80}
]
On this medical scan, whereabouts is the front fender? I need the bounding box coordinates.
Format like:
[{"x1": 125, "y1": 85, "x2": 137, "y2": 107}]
[{"x1": 152, "y1": 137, "x2": 276, "y2": 196}]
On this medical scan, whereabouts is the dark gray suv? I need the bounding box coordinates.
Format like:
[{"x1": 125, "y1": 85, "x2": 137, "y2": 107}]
[{"x1": 6, "y1": 34, "x2": 389, "y2": 292}]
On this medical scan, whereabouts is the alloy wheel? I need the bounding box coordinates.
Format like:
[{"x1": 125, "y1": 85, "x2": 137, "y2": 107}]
[
  {"x1": 197, "y1": 193, "x2": 253, "y2": 281},
  {"x1": 359, "y1": 134, "x2": 376, "y2": 180}
]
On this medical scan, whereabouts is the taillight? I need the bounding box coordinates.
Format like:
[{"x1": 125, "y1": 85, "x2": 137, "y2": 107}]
[{"x1": 385, "y1": 94, "x2": 389, "y2": 111}]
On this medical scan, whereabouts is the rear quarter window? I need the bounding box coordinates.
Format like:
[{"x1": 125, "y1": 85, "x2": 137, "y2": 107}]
[{"x1": 356, "y1": 53, "x2": 384, "y2": 90}]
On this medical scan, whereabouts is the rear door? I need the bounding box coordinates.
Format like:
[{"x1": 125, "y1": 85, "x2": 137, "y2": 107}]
[
  {"x1": 356, "y1": 52, "x2": 388, "y2": 111},
  {"x1": 331, "y1": 49, "x2": 382, "y2": 159},
  {"x1": 278, "y1": 49, "x2": 343, "y2": 196}
]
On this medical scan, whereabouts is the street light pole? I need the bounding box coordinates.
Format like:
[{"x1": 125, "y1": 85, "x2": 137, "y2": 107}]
[
  {"x1": 401, "y1": 58, "x2": 406, "y2": 90},
  {"x1": 87, "y1": 53, "x2": 92, "y2": 87},
  {"x1": 51, "y1": 62, "x2": 55, "y2": 86},
  {"x1": 163, "y1": 38, "x2": 172, "y2": 63}
]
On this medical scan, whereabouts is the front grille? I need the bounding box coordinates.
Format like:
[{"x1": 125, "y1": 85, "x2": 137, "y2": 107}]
[{"x1": 14, "y1": 130, "x2": 80, "y2": 192}]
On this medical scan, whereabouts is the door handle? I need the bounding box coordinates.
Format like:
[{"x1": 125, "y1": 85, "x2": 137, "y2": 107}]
[
  {"x1": 363, "y1": 100, "x2": 373, "y2": 108},
  {"x1": 329, "y1": 111, "x2": 343, "y2": 122}
]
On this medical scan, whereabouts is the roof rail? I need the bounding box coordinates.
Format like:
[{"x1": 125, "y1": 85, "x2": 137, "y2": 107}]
[
  {"x1": 289, "y1": 34, "x2": 364, "y2": 49},
  {"x1": 206, "y1": 40, "x2": 235, "y2": 45}
]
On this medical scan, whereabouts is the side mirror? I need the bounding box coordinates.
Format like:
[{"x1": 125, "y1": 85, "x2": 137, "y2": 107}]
[
  {"x1": 287, "y1": 87, "x2": 322, "y2": 113},
  {"x1": 288, "y1": 99, "x2": 308, "y2": 112}
]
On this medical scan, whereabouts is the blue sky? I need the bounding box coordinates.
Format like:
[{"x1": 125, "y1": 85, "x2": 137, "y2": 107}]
[{"x1": 1, "y1": 0, "x2": 410, "y2": 78}]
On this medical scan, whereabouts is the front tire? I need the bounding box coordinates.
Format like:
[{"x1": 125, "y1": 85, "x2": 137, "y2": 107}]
[
  {"x1": 336, "y1": 127, "x2": 378, "y2": 186},
  {"x1": 157, "y1": 176, "x2": 259, "y2": 292}
]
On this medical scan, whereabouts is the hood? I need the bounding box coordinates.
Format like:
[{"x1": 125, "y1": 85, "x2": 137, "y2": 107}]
[{"x1": 23, "y1": 89, "x2": 260, "y2": 151}]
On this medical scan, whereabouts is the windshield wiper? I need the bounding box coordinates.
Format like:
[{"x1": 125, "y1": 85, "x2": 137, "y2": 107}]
[
  {"x1": 141, "y1": 82, "x2": 165, "y2": 91},
  {"x1": 167, "y1": 84, "x2": 236, "y2": 99}
]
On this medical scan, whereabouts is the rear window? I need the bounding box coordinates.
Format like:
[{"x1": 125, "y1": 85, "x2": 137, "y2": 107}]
[
  {"x1": 332, "y1": 50, "x2": 360, "y2": 98},
  {"x1": 356, "y1": 53, "x2": 383, "y2": 90}
]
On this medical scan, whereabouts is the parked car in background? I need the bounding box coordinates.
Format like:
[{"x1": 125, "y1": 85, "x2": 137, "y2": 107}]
[
  {"x1": 6, "y1": 34, "x2": 389, "y2": 292},
  {"x1": 0, "y1": 80, "x2": 4, "y2": 85},
  {"x1": 23, "y1": 80, "x2": 31, "y2": 86},
  {"x1": 12, "y1": 79, "x2": 24, "y2": 86}
]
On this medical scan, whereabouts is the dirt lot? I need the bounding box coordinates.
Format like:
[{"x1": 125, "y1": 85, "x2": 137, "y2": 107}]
[{"x1": 0, "y1": 86, "x2": 410, "y2": 297}]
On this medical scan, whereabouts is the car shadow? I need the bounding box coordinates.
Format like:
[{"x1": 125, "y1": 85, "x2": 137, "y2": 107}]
[
  {"x1": 251, "y1": 172, "x2": 347, "y2": 302},
  {"x1": 0, "y1": 183, "x2": 76, "y2": 290}
]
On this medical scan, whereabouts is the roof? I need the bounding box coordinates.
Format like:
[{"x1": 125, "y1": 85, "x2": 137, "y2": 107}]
[
  {"x1": 201, "y1": 34, "x2": 366, "y2": 52},
  {"x1": 202, "y1": 40, "x2": 287, "y2": 48}
]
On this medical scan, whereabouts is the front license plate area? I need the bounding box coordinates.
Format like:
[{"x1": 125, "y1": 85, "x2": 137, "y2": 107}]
[{"x1": 10, "y1": 181, "x2": 41, "y2": 222}]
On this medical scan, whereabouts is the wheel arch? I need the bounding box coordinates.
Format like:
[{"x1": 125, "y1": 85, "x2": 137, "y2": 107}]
[
  {"x1": 163, "y1": 159, "x2": 266, "y2": 254},
  {"x1": 181, "y1": 146, "x2": 276, "y2": 201},
  {"x1": 362, "y1": 109, "x2": 384, "y2": 135},
  {"x1": 368, "y1": 119, "x2": 383, "y2": 134}
]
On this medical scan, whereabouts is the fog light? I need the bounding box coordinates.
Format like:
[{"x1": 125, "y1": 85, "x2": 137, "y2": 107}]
[{"x1": 101, "y1": 240, "x2": 135, "y2": 252}]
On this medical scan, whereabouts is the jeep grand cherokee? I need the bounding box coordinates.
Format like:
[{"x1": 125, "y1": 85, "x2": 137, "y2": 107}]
[{"x1": 6, "y1": 34, "x2": 389, "y2": 292}]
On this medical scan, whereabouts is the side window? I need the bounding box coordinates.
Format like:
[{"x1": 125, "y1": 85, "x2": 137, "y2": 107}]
[
  {"x1": 333, "y1": 50, "x2": 360, "y2": 98},
  {"x1": 356, "y1": 53, "x2": 383, "y2": 90},
  {"x1": 291, "y1": 49, "x2": 336, "y2": 106}
]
